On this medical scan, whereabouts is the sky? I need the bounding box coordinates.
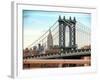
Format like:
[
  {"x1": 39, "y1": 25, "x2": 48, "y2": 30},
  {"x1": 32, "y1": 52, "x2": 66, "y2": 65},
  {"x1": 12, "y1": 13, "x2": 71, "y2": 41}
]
[{"x1": 23, "y1": 10, "x2": 91, "y2": 49}]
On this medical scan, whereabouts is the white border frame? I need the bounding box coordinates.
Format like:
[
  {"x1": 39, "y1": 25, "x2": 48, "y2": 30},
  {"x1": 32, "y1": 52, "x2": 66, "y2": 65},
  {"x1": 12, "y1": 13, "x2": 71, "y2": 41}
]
[{"x1": 11, "y1": 1, "x2": 97, "y2": 78}]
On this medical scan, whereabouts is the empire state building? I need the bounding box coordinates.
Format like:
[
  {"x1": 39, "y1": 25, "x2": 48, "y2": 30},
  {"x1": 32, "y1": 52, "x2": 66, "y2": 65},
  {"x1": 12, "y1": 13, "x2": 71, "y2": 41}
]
[{"x1": 47, "y1": 29, "x2": 53, "y2": 49}]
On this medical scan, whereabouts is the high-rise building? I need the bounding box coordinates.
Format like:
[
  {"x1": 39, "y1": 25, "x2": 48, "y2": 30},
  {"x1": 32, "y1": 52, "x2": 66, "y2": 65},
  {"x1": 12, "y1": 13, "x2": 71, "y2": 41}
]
[{"x1": 47, "y1": 29, "x2": 53, "y2": 49}]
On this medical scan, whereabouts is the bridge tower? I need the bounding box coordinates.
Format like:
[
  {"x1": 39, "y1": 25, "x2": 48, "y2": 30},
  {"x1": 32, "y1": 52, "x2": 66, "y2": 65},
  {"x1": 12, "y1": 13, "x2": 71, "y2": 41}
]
[
  {"x1": 58, "y1": 16, "x2": 77, "y2": 52},
  {"x1": 58, "y1": 16, "x2": 66, "y2": 49}
]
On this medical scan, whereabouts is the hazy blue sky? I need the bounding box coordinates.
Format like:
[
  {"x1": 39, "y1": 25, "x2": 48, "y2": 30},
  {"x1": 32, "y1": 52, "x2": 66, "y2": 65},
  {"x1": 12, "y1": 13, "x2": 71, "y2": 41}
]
[
  {"x1": 23, "y1": 10, "x2": 91, "y2": 30},
  {"x1": 23, "y1": 10, "x2": 91, "y2": 48}
]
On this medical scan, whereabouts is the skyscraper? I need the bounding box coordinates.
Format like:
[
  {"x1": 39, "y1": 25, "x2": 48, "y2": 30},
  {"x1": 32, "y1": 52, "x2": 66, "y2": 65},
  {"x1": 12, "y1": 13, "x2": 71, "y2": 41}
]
[{"x1": 47, "y1": 29, "x2": 53, "y2": 49}]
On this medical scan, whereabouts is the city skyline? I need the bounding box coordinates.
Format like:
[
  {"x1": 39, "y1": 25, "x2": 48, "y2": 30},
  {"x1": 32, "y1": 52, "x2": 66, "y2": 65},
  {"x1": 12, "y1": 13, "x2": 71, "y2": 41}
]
[{"x1": 23, "y1": 10, "x2": 91, "y2": 49}]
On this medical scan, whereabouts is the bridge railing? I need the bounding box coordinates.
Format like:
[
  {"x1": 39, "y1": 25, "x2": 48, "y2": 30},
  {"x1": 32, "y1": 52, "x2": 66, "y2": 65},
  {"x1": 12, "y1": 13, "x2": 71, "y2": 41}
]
[{"x1": 23, "y1": 59, "x2": 91, "y2": 68}]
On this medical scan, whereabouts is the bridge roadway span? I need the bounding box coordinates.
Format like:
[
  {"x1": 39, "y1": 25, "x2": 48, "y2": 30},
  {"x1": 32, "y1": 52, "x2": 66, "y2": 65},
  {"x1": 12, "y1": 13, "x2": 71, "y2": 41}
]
[{"x1": 24, "y1": 49, "x2": 91, "y2": 59}]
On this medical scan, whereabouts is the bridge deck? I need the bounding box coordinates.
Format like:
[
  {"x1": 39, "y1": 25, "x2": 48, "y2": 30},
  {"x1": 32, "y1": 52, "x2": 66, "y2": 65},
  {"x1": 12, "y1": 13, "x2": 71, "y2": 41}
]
[{"x1": 24, "y1": 49, "x2": 91, "y2": 59}]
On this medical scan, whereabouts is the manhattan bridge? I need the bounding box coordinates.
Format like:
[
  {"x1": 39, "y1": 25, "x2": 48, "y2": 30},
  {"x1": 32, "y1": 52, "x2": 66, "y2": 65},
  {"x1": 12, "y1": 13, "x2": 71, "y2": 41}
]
[{"x1": 23, "y1": 16, "x2": 91, "y2": 60}]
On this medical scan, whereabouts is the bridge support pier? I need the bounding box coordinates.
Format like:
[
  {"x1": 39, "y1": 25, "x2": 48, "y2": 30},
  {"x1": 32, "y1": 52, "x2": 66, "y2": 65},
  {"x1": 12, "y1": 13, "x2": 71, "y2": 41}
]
[
  {"x1": 58, "y1": 63, "x2": 62, "y2": 67},
  {"x1": 81, "y1": 56, "x2": 90, "y2": 66}
]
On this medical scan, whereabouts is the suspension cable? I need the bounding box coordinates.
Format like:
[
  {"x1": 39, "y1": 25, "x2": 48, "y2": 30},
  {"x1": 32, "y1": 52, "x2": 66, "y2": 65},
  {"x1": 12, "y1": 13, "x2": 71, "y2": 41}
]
[{"x1": 26, "y1": 20, "x2": 58, "y2": 48}]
